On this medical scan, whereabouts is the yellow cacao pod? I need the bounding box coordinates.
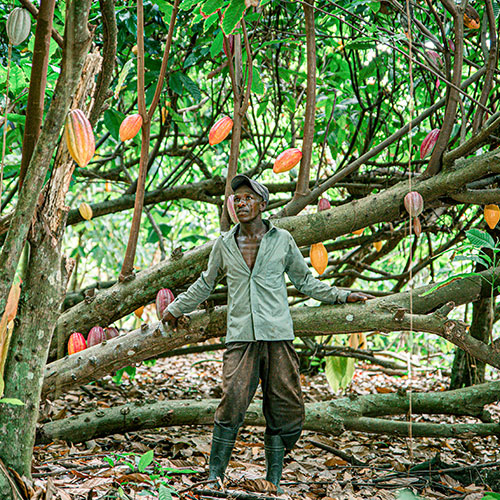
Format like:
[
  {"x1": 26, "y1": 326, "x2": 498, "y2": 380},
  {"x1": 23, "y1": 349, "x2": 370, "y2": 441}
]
[
  {"x1": 209, "y1": 116, "x2": 233, "y2": 145},
  {"x1": 373, "y1": 241, "x2": 383, "y2": 252},
  {"x1": 484, "y1": 204, "x2": 500, "y2": 229},
  {"x1": 105, "y1": 181, "x2": 112, "y2": 192},
  {"x1": 65, "y1": 109, "x2": 95, "y2": 167},
  {"x1": 119, "y1": 114, "x2": 143, "y2": 141},
  {"x1": 79, "y1": 202, "x2": 93, "y2": 221},
  {"x1": 310, "y1": 242, "x2": 328, "y2": 275},
  {"x1": 6, "y1": 8, "x2": 31, "y2": 46}
]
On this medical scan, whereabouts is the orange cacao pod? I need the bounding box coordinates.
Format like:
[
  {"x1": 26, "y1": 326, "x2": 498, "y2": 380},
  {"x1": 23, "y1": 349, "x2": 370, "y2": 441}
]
[
  {"x1": 209, "y1": 116, "x2": 233, "y2": 145},
  {"x1": 68, "y1": 332, "x2": 86, "y2": 355},
  {"x1": 6, "y1": 8, "x2": 31, "y2": 46},
  {"x1": 464, "y1": 6, "x2": 480, "y2": 29},
  {"x1": 227, "y1": 195, "x2": 239, "y2": 224},
  {"x1": 413, "y1": 217, "x2": 422, "y2": 237},
  {"x1": 134, "y1": 306, "x2": 144, "y2": 318},
  {"x1": 317, "y1": 198, "x2": 331, "y2": 212},
  {"x1": 105, "y1": 181, "x2": 111, "y2": 192},
  {"x1": 79, "y1": 202, "x2": 93, "y2": 221},
  {"x1": 373, "y1": 241, "x2": 383, "y2": 252},
  {"x1": 310, "y1": 242, "x2": 328, "y2": 275},
  {"x1": 352, "y1": 227, "x2": 365, "y2": 236},
  {"x1": 65, "y1": 109, "x2": 95, "y2": 167},
  {"x1": 273, "y1": 148, "x2": 302, "y2": 173},
  {"x1": 404, "y1": 191, "x2": 424, "y2": 217},
  {"x1": 420, "y1": 129, "x2": 440, "y2": 159},
  {"x1": 119, "y1": 114, "x2": 143, "y2": 141},
  {"x1": 87, "y1": 326, "x2": 106, "y2": 347},
  {"x1": 484, "y1": 204, "x2": 500, "y2": 229},
  {"x1": 105, "y1": 326, "x2": 119, "y2": 340},
  {"x1": 156, "y1": 288, "x2": 175, "y2": 320}
]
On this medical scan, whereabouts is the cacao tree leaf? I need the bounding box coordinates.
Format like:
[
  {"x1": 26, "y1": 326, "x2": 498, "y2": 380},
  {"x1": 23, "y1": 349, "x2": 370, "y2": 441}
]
[
  {"x1": 104, "y1": 109, "x2": 125, "y2": 142},
  {"x1": 324, "y1": 338, "x2": 355, "y2": 392},
  {"x1": 152, "y1": 0, "x2": 173, "y2": 18},
  {"x1": 419, "y1": 272, "x2": 483, "y2": 297},
  {"x1": 204, "y1": 11, "x2": 220, "y2": 31},
  {"x1": 169, "y1": 72, "x2": 184, "y2": 95},
  {"x1": 159, "y1": 484, "x2": 173, "y2": 500},
  {"x1": 221, "y1": 0, "x2": 246, "y2": 35},
  {"x1": 180, "y1": 0, "x2": 200, "y2": 10},
  {"x1": 210, "y1": 30, "x2": 224, "y2": 58},
  {"x1": 114, "y1": 59, "x2": 135, "y2": 99},
  {"x1": 250, "y1": 66, "x2": 265, "y2": 94},
  {"x1": 179, "y1": 73, "x2": 201, "y2": 101},
  {"x1": 453, "y1": 254, "x2": 491, "y2": 267},
  {"x1": 466, "y1": 228, "x2": 496, "y2": 249},
  {"x1": 137, "y1": 450, "x2": 154, "y2": 472},
  {"x1": 201, "y1": 0, "x2": 224, "y2": 18},
  {"x1": 0, "y1": 398, "x2": 24, "y2": 405}
]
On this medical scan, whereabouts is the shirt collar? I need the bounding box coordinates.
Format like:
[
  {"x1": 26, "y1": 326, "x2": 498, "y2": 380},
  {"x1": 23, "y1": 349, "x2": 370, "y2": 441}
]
[{"x1": 222, "y1": 219, "x2": 276, "y2": 242}]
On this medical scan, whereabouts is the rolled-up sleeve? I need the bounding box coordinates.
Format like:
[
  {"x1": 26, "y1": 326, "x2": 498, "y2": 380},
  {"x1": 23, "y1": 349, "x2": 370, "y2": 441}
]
[
  {"x1": 284, "y1": 235, "x2": 350, "y2": 304},
  {"x1": 167, "y1": 237, "x2": 223, "y2": 317}
]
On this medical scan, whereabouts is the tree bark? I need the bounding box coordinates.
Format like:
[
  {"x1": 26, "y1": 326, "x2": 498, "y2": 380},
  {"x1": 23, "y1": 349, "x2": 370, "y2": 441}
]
[{"x1": 36, "y1": 380, "x2": 500, "y2": 444}]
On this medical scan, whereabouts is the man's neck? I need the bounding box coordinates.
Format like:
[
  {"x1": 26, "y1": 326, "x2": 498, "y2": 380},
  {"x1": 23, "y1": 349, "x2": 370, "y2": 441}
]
[{"x1": 238, "y1": 218, "x2": 267, "y2": 238}]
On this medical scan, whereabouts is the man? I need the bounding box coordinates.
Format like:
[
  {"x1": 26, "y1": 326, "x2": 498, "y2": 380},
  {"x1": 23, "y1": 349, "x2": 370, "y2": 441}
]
[{"x1": 163, "y1": 174, "x2": 372, "y2": 493}]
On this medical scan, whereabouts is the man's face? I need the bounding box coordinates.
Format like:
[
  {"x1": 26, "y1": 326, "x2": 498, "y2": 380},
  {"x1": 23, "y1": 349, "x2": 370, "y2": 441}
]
[{"x1": 233, "y1": 185, "x2": 265, "y2": 223}]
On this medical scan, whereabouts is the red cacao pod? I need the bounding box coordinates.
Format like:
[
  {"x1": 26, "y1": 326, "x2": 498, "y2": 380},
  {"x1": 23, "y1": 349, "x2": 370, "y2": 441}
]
[
  {"x1": 6, "y1": 8, "x2": 31, "y2": 46},
  {"x1": 87, "y1": 326, "x2": 106, "y2": 347},
  {"x1": 227, "y1": 195, "x2": 239, "y2": 224},
  {"x1": 273, "y1": 148, "x2": 302, "y2": 173},
  {"x1": 156, "y1": 288, "x2": 175, "y2": 320},
  {"x1": 420, "y1": 129, "x2": 440, "y2": 159},
  {"x1": 484, "y1": 204, "x2": 500, "y2": 229},
  {"x1": 105, "y1": 326, "x2": 119, "y2": 340},
  {"x1": 413, "y1": 217, "x2": 422, "y2": 237},
  {"x1": 310, "y1": 242, "x2": 328, "y2": 275},
  {"x1": 209, "y1": 116, "x2": 233, "y2": 145},
  {"x1": 65, "y1": 109, "x2": 95, "y2": 167},
  {"x1": 68, "y1": 332, "x2": 86, "y2": 355},
  {"x1": 119, "y1": 114, "x2": 143, "y2": 141},
  {"x1": 404, "y1": 191, "x2": 424, "y2": 217},
  {"x1": 317, "y1": 198, "x2": 331, "y2": 212}
]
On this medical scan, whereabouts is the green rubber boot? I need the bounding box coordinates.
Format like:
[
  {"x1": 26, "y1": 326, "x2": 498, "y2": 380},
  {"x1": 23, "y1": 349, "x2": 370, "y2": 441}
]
[
  {"x1": 207, "y1": 424, "x2": 238, "y2": 485},
  {"x1": 264, "y1": 434, "x2": 285, "y2": 494}
]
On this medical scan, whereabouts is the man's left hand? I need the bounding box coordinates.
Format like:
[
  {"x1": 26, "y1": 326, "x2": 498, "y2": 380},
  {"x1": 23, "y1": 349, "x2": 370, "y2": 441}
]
[{"x1": 347, "y1": 292, "x2": 375, "y2": 303}]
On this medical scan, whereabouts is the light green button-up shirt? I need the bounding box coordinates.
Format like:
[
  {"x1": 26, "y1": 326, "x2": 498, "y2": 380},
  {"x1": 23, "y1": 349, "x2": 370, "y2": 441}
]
[{"x1": 167, "y1": 220, "x2": 350, "y2": 343}]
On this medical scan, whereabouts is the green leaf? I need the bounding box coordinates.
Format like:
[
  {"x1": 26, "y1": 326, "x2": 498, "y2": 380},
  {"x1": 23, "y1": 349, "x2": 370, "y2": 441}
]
[
  {"x1": 250, "y1": 66, "x2": 265, "y2": 94},
  {"x1": 179, "y1": 73, "x2": 202, "y2": 101},
  {"x1": 8, "y1": 65, "x2": 28, "y2": 94},
  {"x1": 201, "y1": 0, "x2": 224, "y2": 18},
  {"x1": 159, "y1": 484, "x2": 173, "y2": 500},
  {"x1": 0, "y1": 398, "x2": 25, "y2": 406},
  {"x1": 169, "y1": 72, "x2": 184, "y2": 95},
  {"x1": 466, "y1": 228, "x2": 496, "y2": 249},
  {"x1": 481, "y1": 495, "x2": 500, "y2": 500},
  {"x1": 114, "y1": 59, "x2": 135, "y2": 99},
  {"x1": 137, "y1": 450, "x2": 154, "y2": 472},
  {"x1": 221, "y1": 0, "x2": 246, "y2": 35},
  {"x1": 211, "y1": 30, "x2": 224, "y2": 57},
  {"x1": 104, "y1": 109, "x2": 125, "y2": 142},
  {"x1": 420, "y1": 272, "x2": 483, "y2": 297},
  {"x1": 453, "y1": 254, "x2": 491, "y2": 267},
  {"x1": 180, "y1": 0, "x2": 200, "y2": 10},
  {"x1": 153, "y1": 0, "x2": 174, "y2": 18},
  {"x1": 324, "y1": 340, "x2": 355, "y2": 392}
]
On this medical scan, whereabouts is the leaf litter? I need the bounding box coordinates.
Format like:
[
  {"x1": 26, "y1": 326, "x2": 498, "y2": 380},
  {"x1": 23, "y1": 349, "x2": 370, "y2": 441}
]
[{"x1": 32, "y1": 349, "x2": 500, "y2": 499}]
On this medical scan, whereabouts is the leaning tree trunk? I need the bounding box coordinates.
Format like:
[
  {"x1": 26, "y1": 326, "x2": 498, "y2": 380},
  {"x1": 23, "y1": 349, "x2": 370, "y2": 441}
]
[{"x1": 450, "y1": 296, "x2": 492, "y2": 389}]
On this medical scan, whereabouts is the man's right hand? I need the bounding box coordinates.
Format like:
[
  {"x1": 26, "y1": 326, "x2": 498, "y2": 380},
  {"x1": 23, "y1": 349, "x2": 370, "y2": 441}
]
[{"x1": 162, "y1": 310, "x2": 180, "y2": 331}]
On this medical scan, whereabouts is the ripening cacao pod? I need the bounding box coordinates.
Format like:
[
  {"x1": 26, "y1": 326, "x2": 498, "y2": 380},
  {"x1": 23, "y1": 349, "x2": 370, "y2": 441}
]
[
  {"x1": 65, "y1": 109, "x2": 95, "y2": 167},
  {"x1": 464, "y1": 5, "x2": 480, "y2": 29},
  {"x1": 87, "y1": 326, "x2": 106, "y2": 347},
  {"x1": 227, "y1": 195, "x2": 239, "y2": 224},
  {"x1": 6, "y1": 8, "x2": 31, "y2": 46},
  {"x1": 119, "y1": 114, "x2": 142, "y2": 141},
  {"x1": 209, "y1": 116, "x2": 233, "y2": 145},
  {"x1": 105, "y1": 181, "x2": 112, "y2": 192},
  {"x1": 373, "y1": 241, "x2": 383, "y2": 252},
  {"x1": 273, "y1": 148, "x2": 302, "y2": 173},
  {"x1": 79, "y1": 202, "x2": 93, "y2": 221},
  {"x1": 420, "y1": 129, "x2": 440, "y2": 159},
  {"x1": 426, "y1": 50, "x2": 442, "y2": 67},
  {"x1": 105, "y1": 326, "x2": 119, "y2": 340},
  {"x1": 352, "y1": 227, "x2": 365, "y2": 236},
  {"x1": 317, "y1": 198, "x2": 331, "y2": 212},
  {"x1": 484, "y1": 204, "x2": 500, "y2": 229},
  {"x1": 413, "y1": 216, "x2": 422, "y2": 237},
  {"x1": 349, "y1": 332, "x2": 366, "y2": 350},
  {"x1": 68, "y1": 332, "x2": 86, "y2": 355},
  {"x1": 404, "y1": 191, "x2": 424, "y2": 217},
  {"x1": 156, "y1": 288, "x2": 175, "y2": 320},
  {"x1": 134, "y1": 306, "x2": 144, "y2": 318},
  {"x1": 310, "y1": 242, "x2": 328, "y2": 275}
]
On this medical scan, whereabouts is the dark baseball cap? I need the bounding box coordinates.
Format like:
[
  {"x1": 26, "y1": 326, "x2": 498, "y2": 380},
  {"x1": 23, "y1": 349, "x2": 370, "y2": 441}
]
[{"x1": 231, "y1": 174, "x2": 269, "y2": 205}]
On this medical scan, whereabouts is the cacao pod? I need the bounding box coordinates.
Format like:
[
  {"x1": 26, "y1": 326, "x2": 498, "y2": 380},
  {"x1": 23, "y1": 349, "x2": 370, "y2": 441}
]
[
  {"x1": 352, "y1": 227, "x2": 365, "y2": 236},
  {"x1": 134, "y1": 306, "x2": 144, "y2": 318},
  {"x1": 484, "y1": 204, "x2": 500, "y2": 229},
  {"x1": 317, "y1": 198, "x2": 331, "y2": 212},
  {"x1": 404, "y1": 191, "x2": 424, "y2": 217},
  {"x1": 119, "y1": 114, "x2": 142, "y2": 141},
  {"x1": 68, "y1": 332, "x2": 86, "y2": 355},
  {"x1": 6, "y1": 8, "x2": 31, "y2": 46},
  {"x1": 65, "y1": 109, "x2": 95, "y2": 167},
  {"x1": 273, "y1": 148, "x2": 302, "y2": 174},
  {"x1": 310, "y1": 242, "x2": 328, "y2": 275},
  {"x1": 464, "y1": 6, "x2": 480, "y2": 29},
  {"x1": 227, "y1": 195, "x2": 239, "y2": 224},
  {"x1": 413, "y1": 216, "x2": 422, "y2": 237},
  {"x1": 87, "y1": 326, "x2": 106, "y2": 347},
  {"x1": 156, "y1": 288, "x2": 175, "y2": 320},
  {"x1": 105, "y1": 326, "x2": 119, "y2": 340},
  {"x1": 349, "y1": 332, "x2": 366, "y2": 350},
  {"x1": 79, "y1": 202, "x2": 93, "y2": 221},
  {"x1": 373, "y1": 241, "x2": 383, "y2": 252},
  {"x1": 105, "y1": 181, "x2": 111, "y2": 192},
  {"x1": 209, "y1": 116, "x2": 233, "y2": 145},
  {"x1": 420, "y1": 129, "x2": 440, "y2": 159},
  {"x1": 426, "y1": 50, "x2": 442, "y2": 67},
  {"x1": 131, "y1": 45, "x2": 138, "y2": 55}
]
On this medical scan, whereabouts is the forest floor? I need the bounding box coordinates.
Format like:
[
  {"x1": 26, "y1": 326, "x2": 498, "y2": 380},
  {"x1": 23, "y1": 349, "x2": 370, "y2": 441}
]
[{"x1": 34, "y1": 347, "x2": 500, "y2": 500}]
